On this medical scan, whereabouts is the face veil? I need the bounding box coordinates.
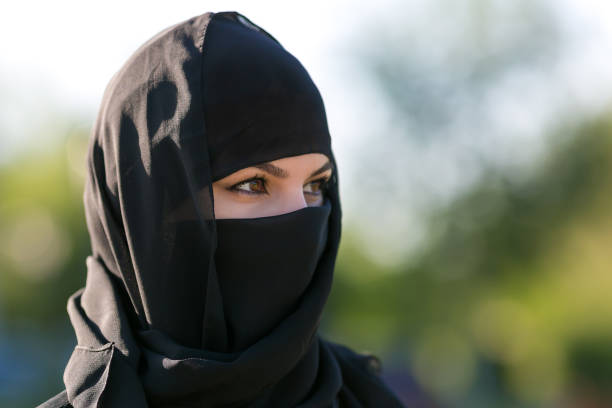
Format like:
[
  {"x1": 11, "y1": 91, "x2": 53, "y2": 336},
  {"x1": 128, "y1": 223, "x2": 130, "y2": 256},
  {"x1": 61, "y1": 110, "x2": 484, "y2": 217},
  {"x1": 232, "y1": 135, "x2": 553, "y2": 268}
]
[{"x1": 60, "y1": 11, "x2": 404, "y2": 408}]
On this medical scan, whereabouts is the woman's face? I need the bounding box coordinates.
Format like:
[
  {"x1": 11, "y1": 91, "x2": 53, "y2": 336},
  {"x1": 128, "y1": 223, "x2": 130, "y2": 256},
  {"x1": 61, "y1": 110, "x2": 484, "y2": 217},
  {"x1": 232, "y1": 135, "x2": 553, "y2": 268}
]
[{"x1": 212, "y1": 153, "x2": 332, "y2": 219}]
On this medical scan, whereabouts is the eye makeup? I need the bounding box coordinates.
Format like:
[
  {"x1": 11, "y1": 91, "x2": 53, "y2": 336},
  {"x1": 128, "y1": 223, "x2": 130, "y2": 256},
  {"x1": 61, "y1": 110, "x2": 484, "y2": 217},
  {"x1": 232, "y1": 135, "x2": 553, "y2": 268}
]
[
  {"x1": 226, "y1": 174, "x2": 332, "y2": 197},
  {"x1": 228, "y1": 174, "x2": 269, "y2": 195},
  {"x1": 303, "y1": 177, "x2": 330, "y2": 196}
]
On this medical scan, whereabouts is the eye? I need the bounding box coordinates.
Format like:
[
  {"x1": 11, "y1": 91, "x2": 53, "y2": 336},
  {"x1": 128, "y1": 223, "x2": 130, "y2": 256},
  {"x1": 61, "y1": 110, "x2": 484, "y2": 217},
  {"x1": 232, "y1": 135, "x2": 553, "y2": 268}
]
[
  {"x1": 230, "y1": 177, "x2": 268, "y2": 195},
  {"x1": 303, "y1": 177, "x2": 329, "y2": 195}
]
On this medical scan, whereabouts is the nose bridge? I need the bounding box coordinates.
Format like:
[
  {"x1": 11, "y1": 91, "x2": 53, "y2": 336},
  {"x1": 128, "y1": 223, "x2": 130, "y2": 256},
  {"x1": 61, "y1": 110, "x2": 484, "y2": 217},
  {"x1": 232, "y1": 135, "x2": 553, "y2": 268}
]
[{"x1": 280, "y1": 186, "x2": 307, "y2": 214}]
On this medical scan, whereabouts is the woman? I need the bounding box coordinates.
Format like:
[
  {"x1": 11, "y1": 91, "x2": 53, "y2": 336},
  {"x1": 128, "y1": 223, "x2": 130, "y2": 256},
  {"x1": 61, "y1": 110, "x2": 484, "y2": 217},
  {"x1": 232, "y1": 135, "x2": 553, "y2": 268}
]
[{"x1": 39, "y1": 11, "x2": 404, "y2": 407}]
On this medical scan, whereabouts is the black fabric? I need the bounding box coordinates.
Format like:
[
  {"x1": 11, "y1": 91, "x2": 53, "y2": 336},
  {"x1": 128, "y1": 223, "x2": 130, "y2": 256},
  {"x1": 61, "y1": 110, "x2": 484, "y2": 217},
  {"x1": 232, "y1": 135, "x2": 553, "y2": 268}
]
[
  {"x1": 202, "y1": 14, "x2": 332, "y2": 181},
  {"x1": 42, "y1": 11, "x2": 404, "y2": 408},
  {"x1": 215, "y1": 202, "x2": 330, "y2": 353}
]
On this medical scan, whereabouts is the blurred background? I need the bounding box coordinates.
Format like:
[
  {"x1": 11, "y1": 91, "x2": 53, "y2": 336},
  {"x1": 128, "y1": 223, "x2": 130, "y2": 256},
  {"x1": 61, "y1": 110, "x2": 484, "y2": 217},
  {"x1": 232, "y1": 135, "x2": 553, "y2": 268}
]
[{"x1": 2, "y1": 0, "x2": 612, "y2": 406}]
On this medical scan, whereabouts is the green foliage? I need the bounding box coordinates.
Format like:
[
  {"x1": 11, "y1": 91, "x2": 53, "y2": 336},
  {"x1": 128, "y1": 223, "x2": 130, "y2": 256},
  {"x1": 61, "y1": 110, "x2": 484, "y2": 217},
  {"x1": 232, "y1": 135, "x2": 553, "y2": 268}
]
[
  {"x1": 326, "y1": 116, "x2": 612, "y2": 405},
  {"x1": 0, "y1": 129, "x2": 90, "y2": 326}
]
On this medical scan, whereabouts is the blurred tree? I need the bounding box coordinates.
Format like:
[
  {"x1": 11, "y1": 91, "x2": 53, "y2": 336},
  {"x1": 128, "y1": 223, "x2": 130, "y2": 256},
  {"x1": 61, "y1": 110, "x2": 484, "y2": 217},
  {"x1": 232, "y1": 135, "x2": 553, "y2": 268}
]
[
  {"x1": 325, "y1": 115, "x2": 612, "y2": 406},
  {"x1": 0, "y1": 127, "x2": 90, "y2": 326},
  {"x1": 0, "y1": 126, "x2": 90, "y2": 407},
  {"x1": 326, "y1": 2, "x2": 612, "y2": 403},
  {"x1": 342, "y1": 0, "x2": 583, "y2": 263}
]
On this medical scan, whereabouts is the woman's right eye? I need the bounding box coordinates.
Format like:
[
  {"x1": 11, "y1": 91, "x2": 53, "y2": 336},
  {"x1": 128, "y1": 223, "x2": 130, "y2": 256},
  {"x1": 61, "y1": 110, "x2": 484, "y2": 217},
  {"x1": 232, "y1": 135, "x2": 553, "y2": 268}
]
[{"x1": 231, "y1": 178, "x2": 268, "y2": 194}]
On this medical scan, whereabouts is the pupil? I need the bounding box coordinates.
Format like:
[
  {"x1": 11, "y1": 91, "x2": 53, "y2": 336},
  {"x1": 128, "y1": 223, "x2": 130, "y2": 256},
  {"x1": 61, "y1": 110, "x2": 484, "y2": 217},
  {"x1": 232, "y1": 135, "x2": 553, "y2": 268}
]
[{"x1": 251, "y1": 180, "x2": 262, "y2": 191}]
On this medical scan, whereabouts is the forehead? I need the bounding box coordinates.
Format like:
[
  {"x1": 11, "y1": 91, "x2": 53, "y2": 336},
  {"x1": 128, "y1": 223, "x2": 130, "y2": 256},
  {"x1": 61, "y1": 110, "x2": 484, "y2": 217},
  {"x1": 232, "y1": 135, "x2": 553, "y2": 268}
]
[{"x1": 268, "y1": 153, "x2": 330, "y2": 167}]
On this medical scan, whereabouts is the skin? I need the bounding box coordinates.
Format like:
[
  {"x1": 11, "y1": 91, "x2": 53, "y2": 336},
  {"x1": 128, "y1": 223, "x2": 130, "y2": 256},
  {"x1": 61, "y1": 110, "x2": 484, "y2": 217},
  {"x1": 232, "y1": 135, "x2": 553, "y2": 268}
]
[{"x1": 212, "y1": 153, "x2": 333, "y2": 219}]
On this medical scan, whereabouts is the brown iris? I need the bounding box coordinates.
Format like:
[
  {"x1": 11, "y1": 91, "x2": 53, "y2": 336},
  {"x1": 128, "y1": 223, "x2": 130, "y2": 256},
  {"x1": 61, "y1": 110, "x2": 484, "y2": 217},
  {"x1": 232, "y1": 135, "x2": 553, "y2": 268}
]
[{"x1": 246, "y1": 179, "x2": 266, "y2": 193}]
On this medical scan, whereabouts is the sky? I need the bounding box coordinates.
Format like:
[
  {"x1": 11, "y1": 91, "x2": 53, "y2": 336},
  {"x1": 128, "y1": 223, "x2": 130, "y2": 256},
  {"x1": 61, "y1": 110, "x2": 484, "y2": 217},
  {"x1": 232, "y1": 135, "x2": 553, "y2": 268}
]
[
  {"x1": 0, "y1": 1, "x2": 373, "y2": 162},
  {"x1": 0, "y1": 1, "x2": 356, "y2": 112},
  {"x1": 2, "y1": 0, "x2": 609, "y2": 151}
]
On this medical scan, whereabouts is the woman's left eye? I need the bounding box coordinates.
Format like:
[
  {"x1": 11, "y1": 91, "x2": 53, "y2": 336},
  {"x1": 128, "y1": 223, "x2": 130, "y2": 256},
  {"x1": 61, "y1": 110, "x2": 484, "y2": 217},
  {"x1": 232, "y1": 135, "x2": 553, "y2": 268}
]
[{"x1": 303, "y1": 178, "x2": 328, "y2": 195}]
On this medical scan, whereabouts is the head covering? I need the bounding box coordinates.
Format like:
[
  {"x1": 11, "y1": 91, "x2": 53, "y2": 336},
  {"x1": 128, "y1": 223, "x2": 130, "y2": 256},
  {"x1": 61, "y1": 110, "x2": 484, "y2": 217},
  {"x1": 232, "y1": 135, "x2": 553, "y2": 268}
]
[{"x1": 60, "y1": 11, "x2": 404, "y2": 407}]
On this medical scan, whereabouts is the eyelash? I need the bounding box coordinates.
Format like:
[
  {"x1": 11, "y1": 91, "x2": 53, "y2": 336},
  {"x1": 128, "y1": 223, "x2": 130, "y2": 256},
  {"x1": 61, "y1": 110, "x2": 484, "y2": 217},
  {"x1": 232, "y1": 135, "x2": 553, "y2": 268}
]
[{"x1": 228, "y1": 174, "x2": 331, "y2": 196}]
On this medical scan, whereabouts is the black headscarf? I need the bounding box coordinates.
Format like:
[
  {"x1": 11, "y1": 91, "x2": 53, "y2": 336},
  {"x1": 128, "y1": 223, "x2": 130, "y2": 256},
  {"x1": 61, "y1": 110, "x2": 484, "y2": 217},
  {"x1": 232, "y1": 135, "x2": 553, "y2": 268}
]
[{"x1": 49, "y1": 11, "x2": 404, "y2": 408}]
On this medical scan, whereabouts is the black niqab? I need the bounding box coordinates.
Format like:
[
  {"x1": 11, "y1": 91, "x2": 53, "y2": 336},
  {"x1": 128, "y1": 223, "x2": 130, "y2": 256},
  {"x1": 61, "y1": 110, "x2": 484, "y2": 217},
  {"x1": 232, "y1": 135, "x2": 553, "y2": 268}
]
[{"x1": 43, "y1": 11, "x2": 404, "y2": 408}]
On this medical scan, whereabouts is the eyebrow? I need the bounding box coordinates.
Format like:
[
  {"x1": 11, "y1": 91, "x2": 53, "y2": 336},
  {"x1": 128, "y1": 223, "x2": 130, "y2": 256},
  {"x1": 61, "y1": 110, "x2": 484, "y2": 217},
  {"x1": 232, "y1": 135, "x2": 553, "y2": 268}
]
[
  {"x1": 253, "y1": 160, "x2": 333, "y2": 179},
  {"x1": 309, "y1": 160, "x2": 333, "y2": 177}
]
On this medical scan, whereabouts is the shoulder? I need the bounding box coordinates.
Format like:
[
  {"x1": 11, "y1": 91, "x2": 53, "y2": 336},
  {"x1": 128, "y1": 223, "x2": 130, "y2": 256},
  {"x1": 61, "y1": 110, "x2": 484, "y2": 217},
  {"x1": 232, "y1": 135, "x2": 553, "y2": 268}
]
[{"x1": 36, "y1": 390, "x2": 72, "y2": 408}]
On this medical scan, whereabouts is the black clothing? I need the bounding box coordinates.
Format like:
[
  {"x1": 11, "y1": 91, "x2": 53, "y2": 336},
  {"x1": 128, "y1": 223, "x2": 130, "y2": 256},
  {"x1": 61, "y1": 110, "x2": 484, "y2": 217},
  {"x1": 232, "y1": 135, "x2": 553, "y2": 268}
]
[
  {"x1": 38, "y1": 11, "x2": 404, "y2": 407},
  {"x1": 214, "y1": 202, "x2": 330, "y2": 352}
]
